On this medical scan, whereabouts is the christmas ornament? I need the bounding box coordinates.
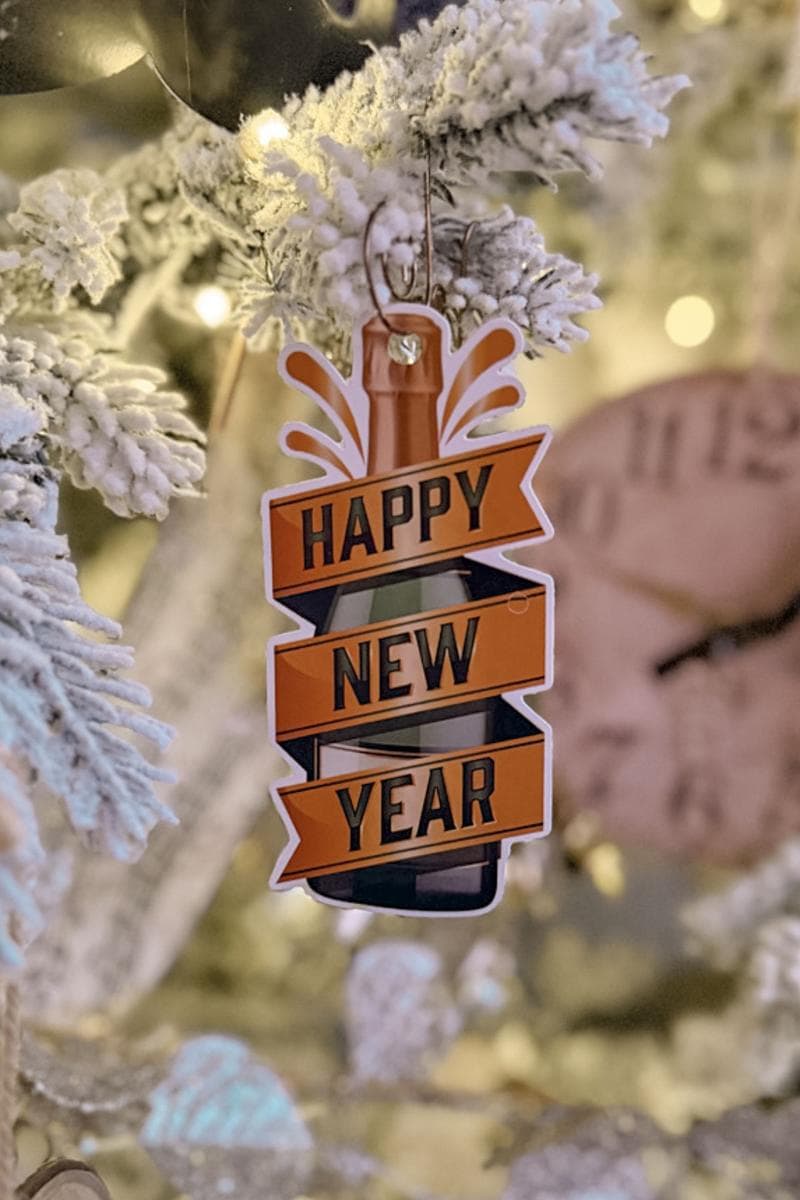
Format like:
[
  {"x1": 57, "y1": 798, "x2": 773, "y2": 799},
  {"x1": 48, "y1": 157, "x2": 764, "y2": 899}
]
[
  {"x1": 689, "y1": 1097, "x2": 800, "y2": 1195},
  {"x1": 501, "y1": 1109, "x2": 670, "y2": 1200},
  {"x1": 140, "y1": 1036, "x2": 313, "y2": 1200},
  {"x1": 20, "y1": 1031, "x2": 164, "y2": 1123},
  {"x1": 345, "y1": 940, "x2": 460, "y2": 1083},
  {"x1": 524, "y1": 369, "x2": 800, "y2": 865},
  {"x1": 457, "y1": 937, "x2": 515, "y2": 1012},
  {"x1": 17, "y1": 1161, "x2": 111, "y2": 1200},
  {"x1": 0, "y1": 1, "x2": 443, "y2": 130},
  {"x1": 263, "y1": 304, "x2": 554, "y2": 914},
  {"x1": 682, "y1": 836, "x2": 800, "y2": 973}
]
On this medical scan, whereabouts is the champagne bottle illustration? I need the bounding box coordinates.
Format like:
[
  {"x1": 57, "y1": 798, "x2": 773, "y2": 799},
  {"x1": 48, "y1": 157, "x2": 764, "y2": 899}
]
[
  {"x1": 265, "y1": 304, "x2": 553, "y2": 916},
  {"x1": 309, "y1": 312, "x2": 500, "y2": 911}
]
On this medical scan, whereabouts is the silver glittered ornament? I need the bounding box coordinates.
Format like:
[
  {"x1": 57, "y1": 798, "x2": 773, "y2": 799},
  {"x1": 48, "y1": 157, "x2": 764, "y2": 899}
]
[
  {"x1": 689, "y1": 1098, "x2": 800, "y2": 1197},
  {"x1": 346, "y1": 940, "x2": 461, "y2": 1084},
  {"x1": 140, "y1": 1036, "x2": 313, "y2": 1200},
  {"x1": 502, "y1": 1111, "x2": 669, "y2": 1200},
  {"x1": 21, "y1": 1032, "x2": 164, "y2": 1122}
]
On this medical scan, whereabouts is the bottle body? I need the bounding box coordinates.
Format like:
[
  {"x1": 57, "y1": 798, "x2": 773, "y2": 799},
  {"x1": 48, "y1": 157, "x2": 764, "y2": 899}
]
[
  {"x1": 308, "y1": 561, "x2": 500, "y2": 912},
  {"x1": 307, "y1": 311, "x2": 499, "y2": 911}
]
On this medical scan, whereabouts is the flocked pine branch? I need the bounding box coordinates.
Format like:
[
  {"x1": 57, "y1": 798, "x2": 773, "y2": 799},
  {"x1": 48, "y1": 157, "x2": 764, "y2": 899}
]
[
  {"x1": 0, "y1": 439, "x2": 177, "y2": 968},
  {"x1": 7, "y1": 168, "x2": 127, "y2": 308},
  {"x1": 0, "y1": 165, "x2": 206, "y2": 518},
  {"x1": 174, "y1": 0, "x2": 687, "y2": 357},
  {"x1": 0, "y1": 0, "x2": 686, "y2": 365},
  {"x1": 0, "y1": 326, "x2": 205, "y2": 518},
  {"x1": 1, "y1": 186, "x2": 202, "y2": 967},
  {"x1": 165, "y1": 0, "x2": 688, "y2": 357}
]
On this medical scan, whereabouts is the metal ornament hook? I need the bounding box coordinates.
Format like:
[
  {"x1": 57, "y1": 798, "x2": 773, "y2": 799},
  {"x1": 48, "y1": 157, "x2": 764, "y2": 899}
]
[
  {"x1": 363, "y1": 202, "x2": 403, "y2": 335},
  {"x1": 363, "y1": 144, "x2": 437, "y2": 334}
]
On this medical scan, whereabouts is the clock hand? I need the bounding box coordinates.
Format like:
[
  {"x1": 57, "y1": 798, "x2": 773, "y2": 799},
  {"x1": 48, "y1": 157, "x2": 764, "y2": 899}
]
[{"x1": 654, "y1": 590, "x2": 800, "y2": 678}]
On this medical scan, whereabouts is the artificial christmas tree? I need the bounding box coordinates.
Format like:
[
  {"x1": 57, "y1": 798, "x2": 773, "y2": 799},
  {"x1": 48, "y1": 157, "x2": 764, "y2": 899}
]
[{"x1": 3, "y1": 1, "x2": 800, "y2": 1197}]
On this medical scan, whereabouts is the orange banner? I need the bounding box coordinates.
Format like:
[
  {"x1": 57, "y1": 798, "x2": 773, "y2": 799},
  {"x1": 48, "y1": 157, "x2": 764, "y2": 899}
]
[
  {"x1": 269, "y1": 435, "x2": 545, "y2": 601},
  {"x1": 275, "y1": 736, "x2": 546, "y2": 882},
  {"x1": 273, "y1": 586, "x2": 547, "y2": 742}
]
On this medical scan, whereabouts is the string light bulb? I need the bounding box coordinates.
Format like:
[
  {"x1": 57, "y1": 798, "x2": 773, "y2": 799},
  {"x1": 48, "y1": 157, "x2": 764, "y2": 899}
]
[
  {"x1": 193, "y1": 285, "x2": 231, "y2": 328},
  {"x1": 239, "y1": 109, "x2": 290, "y2": 162},
  {"x1": 253, "y1": 110, "x2": 290, "y2": 147},
  {"x1": 687, "y1": 0, "x2": 727, "y2": 23},
  {"x1": 665, "y1": 295, "x2": 716, "y2": 348}
]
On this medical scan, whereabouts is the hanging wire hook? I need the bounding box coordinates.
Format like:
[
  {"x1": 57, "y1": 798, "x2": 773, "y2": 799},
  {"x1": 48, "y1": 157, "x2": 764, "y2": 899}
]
[
  {"x1": 381, "y1": 255, "x2": 418, "y2": 300},
  {"x1": 423, "y1": 140, "x2": 434, "y2": 306},
  {"x1": 363, "y1": 141, "x2": 436, "y2": 324},
  {"x1": 363, "y1": 201, "x2": 401, "y2": 333},
  {"x1": 460, "y1": 220, "x2": 478, "y2": 278}
]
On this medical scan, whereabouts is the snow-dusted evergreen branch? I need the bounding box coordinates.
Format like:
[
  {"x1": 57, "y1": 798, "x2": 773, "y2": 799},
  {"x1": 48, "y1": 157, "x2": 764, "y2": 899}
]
[
  {"x1": 0, "y1": 174, "x2": 201, "y2": 968},
  {"x1": 0, "y1": 0, "x2": 684, "y2": 365},
  {"x1": 404, "y1": 0, "x2": 686, "y2": 185},
  {"x1": 0, "y1": 444, "x2": 177, "y2": 968},
  {"x1": 7, "y1": 169, "x2": 127, "y2": 309},
  {"x1": 189, "y1": 0, "x2": 686, "y2": 357},
  {"x1": 431, "y1": 209, "x2": 601, "y2": 350},
  {"x1": 1, "y1": 327, "x2": 205, "y2": 519},
  {"x1": 0, "y1": 163, "x2": 206, "y2": 518}
]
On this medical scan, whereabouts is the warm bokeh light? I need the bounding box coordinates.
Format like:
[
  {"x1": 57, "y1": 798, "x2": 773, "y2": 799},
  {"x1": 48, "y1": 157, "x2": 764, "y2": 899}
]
[
  {"x1": 688, "y1": 0, "x2": 727, "y2": 22},
  {"x1": 193, "y1": 284, "x2": 231, "y2": 328},
  {"x1": 584, "y1": 843, "x2": 626, "y2": 898},
  {"x1": 664, "y1": 294, "x2": 716, "y2": 347},
  {"x1": 254, "y1": 111, "x2": 290, "y2": 146},
  {"x1": 238, "y1": 110, "x2": 290, "y2": 164}
]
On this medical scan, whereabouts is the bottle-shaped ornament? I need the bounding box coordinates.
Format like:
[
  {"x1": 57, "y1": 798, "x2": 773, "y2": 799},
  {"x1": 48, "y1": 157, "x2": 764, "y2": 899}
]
[{"x1": 264, "y1": 304, "x2": 554, "y2": 915}]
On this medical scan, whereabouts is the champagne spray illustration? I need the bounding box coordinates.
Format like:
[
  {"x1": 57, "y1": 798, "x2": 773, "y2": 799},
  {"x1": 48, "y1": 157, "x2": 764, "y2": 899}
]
[{"x1": 264, "y1": 303, "x2": 554, "y2": 915}]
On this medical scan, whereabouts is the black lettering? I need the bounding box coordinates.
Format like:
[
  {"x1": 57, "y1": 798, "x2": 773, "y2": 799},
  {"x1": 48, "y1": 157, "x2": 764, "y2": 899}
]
[
  {"x1": 462, "y1": 757, "x2": 496, "y2": 827},
  {"x1": 341, "y1": 497, "x2": 377, "y2": 561},
  {"x1": 336, "y1": 782, "x2": 373, "y2": 852},
  {"x1": 657, "y1": 412, "x2": 681, "y2": 486},
  {"x1": 414, "y1": 617, "x2": 479, "y2": 690},
  {"x1": 381, "y1": 774, "x2": 413, "y2": 844},
  {"x1": 379, "y1": 632, "x2": 412, "y2": 700},
  {"x1": 382, "y1": 485, "x2": 413, "y2": 551},
  {"x1": 742, "y1": 390, "x2": 800, "y2": 482},
  {"x1": 419, "y1": 476, "x2": 450, "y2": 542},
  {"x1": 333, "y1": 643, "x2": 370, "y2": 710},
  {"x1": 302, "y1": 503, "x2": 334, "y2": 570},
  {"x1": 416, "y1": 768, "x2": 456, "y2": 838},
  {"x1": 708, "y1": 396, "x2": 733, "y2": 473},
  {"x1": 627, "y1": 408, "x2": 649, "y2": 482},
  {"x1": 669, "y1": 764, "x2": 722, "y2": 844},
  {"x1": 455, "y1": 465, "x2": 492, "y2": 530},
  {"x1": 626, "y1": 410, "x2": 681, "y2": 487}
]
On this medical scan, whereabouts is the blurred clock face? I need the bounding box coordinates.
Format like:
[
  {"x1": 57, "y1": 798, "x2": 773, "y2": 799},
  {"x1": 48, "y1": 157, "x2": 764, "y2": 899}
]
[{"x1": 520, "y1": 370, "x2": 800, "y2": 865}]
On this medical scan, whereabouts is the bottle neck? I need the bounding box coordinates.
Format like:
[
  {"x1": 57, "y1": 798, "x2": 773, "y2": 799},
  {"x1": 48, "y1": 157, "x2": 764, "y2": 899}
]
[{"x1": 362, "y1": 313, "x2": 443, "y2": 474}]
